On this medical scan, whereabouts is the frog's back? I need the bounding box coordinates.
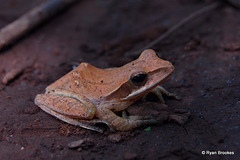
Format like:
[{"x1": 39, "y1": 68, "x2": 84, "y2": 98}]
[{"x1": 45, "y1": 62, "x2": 129, "y2": 99}]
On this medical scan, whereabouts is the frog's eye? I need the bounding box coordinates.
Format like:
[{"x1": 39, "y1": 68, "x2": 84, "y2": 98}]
[{"x1": 130, "y1": 72, "x2": 148, "y2": 86}]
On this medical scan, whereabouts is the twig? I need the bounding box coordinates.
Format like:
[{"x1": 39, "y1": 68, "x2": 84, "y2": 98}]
[
  {"x1": 0, "y1": 0, "x2": 79, "y2": 52},
  {"x1": 2, "y1": 58, "x2": 36, "y2": 85},
  {"x1": 136, "y1": 2, "x2": 220, "y2": 54},
  {"x1": 2, "y1": 66, "x2": 25, "y2": 85}
]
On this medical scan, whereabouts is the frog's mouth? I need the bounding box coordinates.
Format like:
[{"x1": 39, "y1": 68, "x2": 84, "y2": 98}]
[{"x1": 122, "y1": 66, "x2": 173, "y2": 101}]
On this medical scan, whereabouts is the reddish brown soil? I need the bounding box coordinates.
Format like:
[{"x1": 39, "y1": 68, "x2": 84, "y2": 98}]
[{"x1": 0, "y1": 0, "x2": 239, "y2": 160}]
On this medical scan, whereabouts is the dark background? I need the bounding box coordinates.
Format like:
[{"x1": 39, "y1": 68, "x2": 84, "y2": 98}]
[{"x1": 0, "y1": 0, "x2": 239, "y2": 159}]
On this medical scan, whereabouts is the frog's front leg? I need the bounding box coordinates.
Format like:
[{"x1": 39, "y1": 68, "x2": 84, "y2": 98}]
[
  {"x1": 148, "y1": 85, "x2": 181, "y2": 103},
  {"x1": 35, "y1": 93, "x2": 104, "y2": 133}
]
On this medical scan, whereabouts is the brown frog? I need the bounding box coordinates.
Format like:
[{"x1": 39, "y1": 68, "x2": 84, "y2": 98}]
[{"x1": 35, "y1": 49, "x2": 189, "y2": 133}]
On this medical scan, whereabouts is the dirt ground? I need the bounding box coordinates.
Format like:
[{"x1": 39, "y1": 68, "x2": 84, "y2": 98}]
[{"x1": 0, "y1": 0, "x2": 239, "y2": 160}]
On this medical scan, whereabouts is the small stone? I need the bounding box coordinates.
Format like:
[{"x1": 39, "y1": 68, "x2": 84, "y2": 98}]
[
  {"x1": 108, "y1": 133, "x2": 121, "y2": 143},
  {"x1": 23, "y1": 106, "x2": 40, "y2": 115},
  {"x1": 124, "y1": 152, "x2": 137, "y2": 160},
  {"x1": 67, "y1": 139, "x2": 85, "y2": 149},
  {"x1": 68, "y1": 139, "x2": 94, "y2": 150},
  {"x1": 56, "y1": 144, "x2": 64, "y2": 150},
  {"x1": 77, "y1": 147, "x2": 82, "y2": 152}
]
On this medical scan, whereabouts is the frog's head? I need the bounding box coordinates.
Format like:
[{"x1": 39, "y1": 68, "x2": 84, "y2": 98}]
[
  {"x1": 124, "y1": 49, "x2": 174, "y2": 100},
  {"x1": 105, "y1": 49, "x2": 174, "y2": 102}
]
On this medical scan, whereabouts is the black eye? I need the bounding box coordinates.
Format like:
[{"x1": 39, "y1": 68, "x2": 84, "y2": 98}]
[{"x1": 130, "y1": 72, "x2": 148, "y2": 86}]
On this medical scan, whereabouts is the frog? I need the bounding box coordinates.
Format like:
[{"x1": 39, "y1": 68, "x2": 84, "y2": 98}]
[{"x1": 34, "y1": 49, "x2": 190, "y2": 133}]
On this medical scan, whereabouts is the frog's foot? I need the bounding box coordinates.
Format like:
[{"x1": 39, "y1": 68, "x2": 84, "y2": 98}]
[
  {"x1": 168, "y1": 109, "x2": 190, "y2": 124},
  {"x1": 121, "y1": 108, "x2": 190, "y2": 128},
  {"x1": 144, "y1": 85, "x2": 181, "y2": 103},
  {"x1": 96, "y1": 109, "x2": 159, "y2": 131}
]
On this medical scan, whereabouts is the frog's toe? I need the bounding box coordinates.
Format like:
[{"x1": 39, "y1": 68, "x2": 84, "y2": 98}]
[{"x1": 150, "y1": 85, "x2": 181, "y2": 103}]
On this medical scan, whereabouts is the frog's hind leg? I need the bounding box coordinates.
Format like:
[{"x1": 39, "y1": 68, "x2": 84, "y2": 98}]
[
  {"x1": 37, "y1": 103, "x2": 105, "y2": 133},
  {"x1": 35, "y1": 93, "x2": 105, "y2": 133},
  {"x1": 120, "y1": 108, "x2": 190, "y2": 130},
  {"x1": 149, "y1": 85, "x2": 181, "y2": 103},
  {"x1": 98, "y1": 109, "x2": 160, "y2": 131}
]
